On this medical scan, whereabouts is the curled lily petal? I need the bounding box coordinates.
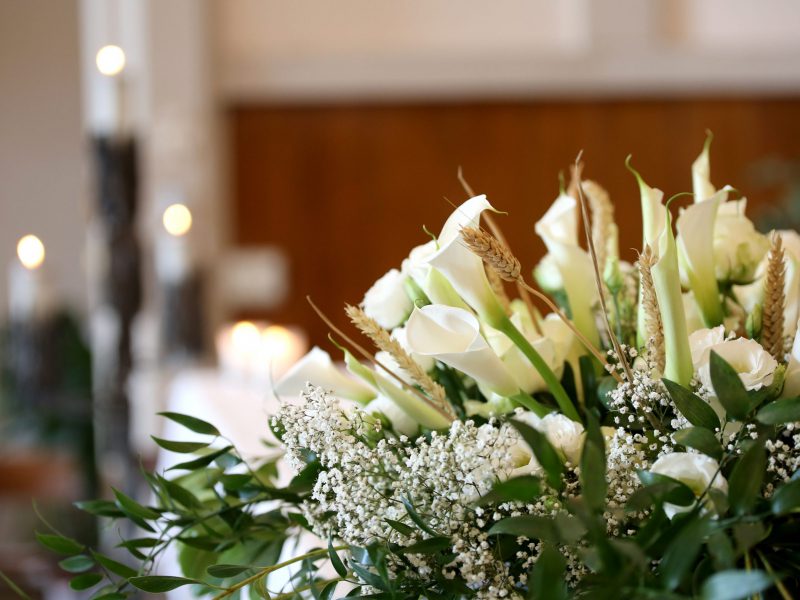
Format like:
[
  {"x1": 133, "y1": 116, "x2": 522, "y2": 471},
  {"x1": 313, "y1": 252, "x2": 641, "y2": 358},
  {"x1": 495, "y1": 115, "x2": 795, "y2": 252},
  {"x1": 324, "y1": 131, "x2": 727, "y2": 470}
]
[
  {"x1": 692, "y1": 132, "x2": 716, "y2": 203},
  {"x1": 405, "y1": 304, "x2": 520, "y2": 397},
  {"x1": 426, "y1": 195, "x2": 505, "y2": 327}
]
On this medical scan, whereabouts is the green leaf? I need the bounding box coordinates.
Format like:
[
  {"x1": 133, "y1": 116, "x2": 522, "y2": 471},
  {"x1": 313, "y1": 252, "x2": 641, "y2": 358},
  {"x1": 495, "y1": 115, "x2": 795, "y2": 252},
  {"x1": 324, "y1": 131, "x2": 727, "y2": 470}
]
[
  {"x1": 384, "y1": 519, "x2": 415, "y2": 537},
  {"x1": 112, "y1": 488, "x2": 160, "y2": 521},
  {"x1": 350, "y1": 563, "x2": 388, "y2": 591},
  {"x1": 475, "y1": 475, "x2": 541, "y2": 506},
  {"x1": 662, "y1": 379, "x2": 720, "y2": 431},
  {"x1": 510, "y1": 419, "x2": 564, "y2": 490},
  {"x1": 129, "y1": 576, "x2": 199, "y2": 593},
  {"x1": 158, "y1": 412, "x2": 220, "y2": 436},
  {"x1": 401, "y1": 498, "x2": 439, "y2": 536},
  {"x1": 660, "y1": 516, "x2": 710, "y2": 590},
  {"x1": 709, "y1": 351, "x2": 750, "y2": 420},
  {"x1": 580, "y1": 438, "x2": 607, "y2": 512},
  {"x1": 672, "y1": 427, "x2": 723, "y2": 460},
  {"x1": 220, "y1": 474, "x2": 253, "y2": 491},
  {"x1": 168, "y1": 446, "x2": 233, "y2": 471},
  {"x1": 73, "y1": 499, "x2": 125, "y2": 518},
  {"x1": 319, "y1": 580, "x2": 338, "y2": 600},
  {"x1": 91, "y1": 551, "x2": 137, "y2": 579},
  {"x1": 634, "y1": 471, "x2": 696, "y2": 508},
  {"x1": 728, "y1": 442, "x2": 766, "y2": 516},
  {"x1": 206, "y1": 564, "x2": 250, "y2": 578},
  {"x1": 700, "y1": 569, "x2": 774, "y2": 600},
  {"x1": 328, "y1": 538, "x2": 348, "y2": 577},
  {"x1": 151, "y1": 436, "x2": 210, "y2": 453},
  {"x1": 397, "y1": 537, "x2": 452, "y2": 555},
  {"x1": 35, "y1": 532, "x2": 84, "y2": 555},
  {"x1": 756, "y1": 396, "x2": 800, "y2": 425},
  {"x1": 58, "y1": 555, "x2": 94, "y2": 573},
  {"x1": 91, "y1": 594, "x2": 126, "y2": 600},
  {"x1": 527, "y1": 545, "x2": 567, "y2": 600},
  {"x1": 158, "y1": 476, "x2": 203, "y2": 510},
  {"x1": 69, "y1": 573, "x2": 103, "y2": 591},
  {"x1": 771, "y1": 477, "x2": 800, "y2": 515},
  {"x1": 487, "y1": 515, "x2": 558, "y2": 542}
]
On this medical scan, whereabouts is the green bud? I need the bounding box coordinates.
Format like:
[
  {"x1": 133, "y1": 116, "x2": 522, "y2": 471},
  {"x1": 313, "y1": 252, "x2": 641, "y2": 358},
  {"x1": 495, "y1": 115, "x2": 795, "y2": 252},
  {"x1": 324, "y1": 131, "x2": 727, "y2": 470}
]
[{"x1": 746, "y1": 303, "x2": 762, "y2": 340}]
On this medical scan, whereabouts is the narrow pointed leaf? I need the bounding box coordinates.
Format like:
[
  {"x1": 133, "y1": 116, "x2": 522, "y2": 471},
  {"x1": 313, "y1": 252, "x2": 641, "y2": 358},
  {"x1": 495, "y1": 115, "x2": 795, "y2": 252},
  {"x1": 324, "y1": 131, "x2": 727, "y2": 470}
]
[
  {"x1": 36, "y1": 532, "x2": 84, "y2": 555},
  {"x1": 128, "y1": 576, "x2": 199, "y2": 593},
  {"x1": 756, "y1": 397, "x2": 800, "y2": 425},
  {"x1": 662, "y1": 379, "x2": 720, "y2": 431},
  {"x1": 709, "y1": 352, "x2": 750, "y2": 420},
  {"x1": 672, "y1": 427, "x2": 723, "y2": 460},
  {"x1": 510, "y1": 418, "x2": 564, "y2": 490},
  {"x1": 728, "y1": 442, "x2": 766, "y2": 515},
  {"x1": 150, "y1": 437, "x2": 210, "y2": 454},
  {"x1": 158, "y1": 412, "x2": 220, "y2": 436}
]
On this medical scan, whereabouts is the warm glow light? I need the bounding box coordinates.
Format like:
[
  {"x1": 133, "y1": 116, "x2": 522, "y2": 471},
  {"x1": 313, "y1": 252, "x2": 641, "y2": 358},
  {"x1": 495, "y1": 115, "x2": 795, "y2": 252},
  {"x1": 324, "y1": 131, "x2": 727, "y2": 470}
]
[
  {"x1": 17, "y1": 235, "x2": 45, "y2": 270},
  {"x1": 96, "y1": 45, "x2": 126, "y2": 76},
  {"x1": 231, "y1": 321, "x2": 261, "y2": 354},
  {"x1": 162, "y1": 204, "x2": 192, "y2": 236},
  {"x1": 261, "y1": 325, "x2": 294, "y2": 357}
]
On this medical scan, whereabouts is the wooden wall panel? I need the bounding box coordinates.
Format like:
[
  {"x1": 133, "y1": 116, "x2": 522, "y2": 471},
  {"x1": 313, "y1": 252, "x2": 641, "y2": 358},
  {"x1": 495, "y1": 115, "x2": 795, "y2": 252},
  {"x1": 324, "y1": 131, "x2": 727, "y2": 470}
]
[{"x1": 228, "y1": 98, "x2": 800, "y2": 345}]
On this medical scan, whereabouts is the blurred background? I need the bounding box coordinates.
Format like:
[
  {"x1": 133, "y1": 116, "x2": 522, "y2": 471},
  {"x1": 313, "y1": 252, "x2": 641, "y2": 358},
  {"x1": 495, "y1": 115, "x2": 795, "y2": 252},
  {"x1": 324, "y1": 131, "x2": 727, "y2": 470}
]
[{"x1": 2, "y1": 0, "x2": 800, "y2": 597}]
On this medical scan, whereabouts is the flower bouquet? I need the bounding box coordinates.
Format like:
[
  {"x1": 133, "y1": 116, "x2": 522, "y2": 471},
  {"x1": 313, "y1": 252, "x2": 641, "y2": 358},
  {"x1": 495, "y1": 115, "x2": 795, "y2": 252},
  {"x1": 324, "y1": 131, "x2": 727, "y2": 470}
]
[{"x1": 33, "y1": 137, "x2": 800, "y2": 599}]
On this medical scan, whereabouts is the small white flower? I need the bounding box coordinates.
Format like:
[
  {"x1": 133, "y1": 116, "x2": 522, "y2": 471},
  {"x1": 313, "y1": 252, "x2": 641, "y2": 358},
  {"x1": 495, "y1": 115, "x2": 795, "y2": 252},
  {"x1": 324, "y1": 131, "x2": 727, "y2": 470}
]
[
  {"x1": 362, "y1": 268, "x2": 413, "y2": 329},
  {"x1": 698, "y1": 337, "x2": 778, "y2": 392},
  {"x1": 650, "y1": 452, "x2": 728, "y2": 519}
]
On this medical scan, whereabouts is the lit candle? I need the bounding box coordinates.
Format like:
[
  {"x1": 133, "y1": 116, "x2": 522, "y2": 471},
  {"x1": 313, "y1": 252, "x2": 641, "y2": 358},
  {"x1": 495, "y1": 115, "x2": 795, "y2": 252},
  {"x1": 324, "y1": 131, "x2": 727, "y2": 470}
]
[
  {"x1": 215, "y1": 321, "x2": 307, "y2": 383},
  {"x1": 154, "y1": 202, "x2": 194, "y2": 285},
  {"x1": 7, "y1": 235, "x2": 54, "y2": 323},
  {"x1": 95, "y1": 44, "x2": 128, "y2": 137}
]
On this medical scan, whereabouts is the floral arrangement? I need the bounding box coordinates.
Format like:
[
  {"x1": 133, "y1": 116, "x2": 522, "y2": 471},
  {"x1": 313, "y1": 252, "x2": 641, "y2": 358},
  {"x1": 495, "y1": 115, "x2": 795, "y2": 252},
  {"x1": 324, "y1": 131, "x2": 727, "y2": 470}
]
[{"x1": 30, "y1": 137, "x2": 800, "y2": 599}]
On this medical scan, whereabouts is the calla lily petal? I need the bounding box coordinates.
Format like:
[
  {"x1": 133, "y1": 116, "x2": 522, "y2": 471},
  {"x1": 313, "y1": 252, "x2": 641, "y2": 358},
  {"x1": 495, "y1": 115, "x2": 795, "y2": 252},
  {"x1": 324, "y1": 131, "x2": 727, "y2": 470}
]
[
  {"x1": 534, "y1": 193, "x2": 600, "y2": 347},
  {"x1": 677, "y1": 192, "x2": 724, "y2": 326},
  {"x1": 632, "y1": 166, "x2": 693, "y2": 385},
  {"x1": 276, "y1": 346, "x2": 377, "y2": 404},
  {"x1": 426, "y1": 195, "x2": 505, "y2": 326},
  {"x1": 692, "y1": 132, "x2": 716, "y2": 203},
  {"x1": 405, "y1": 304, "x2": 520, "y2": 397}
]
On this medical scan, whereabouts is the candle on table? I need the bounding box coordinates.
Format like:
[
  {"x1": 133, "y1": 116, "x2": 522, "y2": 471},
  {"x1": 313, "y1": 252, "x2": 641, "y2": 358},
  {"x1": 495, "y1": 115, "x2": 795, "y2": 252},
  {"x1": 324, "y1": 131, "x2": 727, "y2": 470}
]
[
  {"x1": 216, "y1": 321, "x2": 307, "y2": 383},
  {"x1": 8, "y1": 234, "x2": 54, "y2": 323},
  {"x1": 155, "y1": 202, "x2": 194, "y2": 286},
  {"x1": 95, "y1": 44, "x2": 128, "y2": 137}
]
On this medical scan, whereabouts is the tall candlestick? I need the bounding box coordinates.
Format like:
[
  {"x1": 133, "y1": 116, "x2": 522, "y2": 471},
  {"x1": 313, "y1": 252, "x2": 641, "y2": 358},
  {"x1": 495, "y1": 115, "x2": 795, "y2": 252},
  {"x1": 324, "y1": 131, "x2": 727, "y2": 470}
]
[{"x1": 94, "y1": 44, "x2": 127, "y2": 137}]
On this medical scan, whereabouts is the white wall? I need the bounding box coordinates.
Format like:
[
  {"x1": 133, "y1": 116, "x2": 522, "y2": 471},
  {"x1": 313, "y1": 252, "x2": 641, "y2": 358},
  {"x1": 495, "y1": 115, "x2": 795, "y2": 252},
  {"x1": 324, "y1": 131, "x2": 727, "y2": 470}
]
[
  {"x1": 0, "y1": 0, "x2": 87, "y2": 316},
  {"x1": 212, "y1": 0, "x2": 800, "y2": 101}
]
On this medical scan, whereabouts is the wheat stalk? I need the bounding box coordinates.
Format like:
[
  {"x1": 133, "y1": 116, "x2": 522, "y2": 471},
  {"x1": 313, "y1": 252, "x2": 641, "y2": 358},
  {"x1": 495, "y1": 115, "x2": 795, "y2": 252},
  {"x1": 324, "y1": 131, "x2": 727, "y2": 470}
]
[
  {"x1": 460, "y1": 225, "x2": 622, "y2": 383},
  {"x1": 638, "y1": 244, "x2": 666, "y2": 374},
  {"x1": 345, "y1": 304, "x2": 452, "y2": 415},
  {"x1": 572, "y1": 157, "x2": 634, "y2": 382},
  {"x1": 762, "y1": 232, "x2": 786, "y2": 361}
]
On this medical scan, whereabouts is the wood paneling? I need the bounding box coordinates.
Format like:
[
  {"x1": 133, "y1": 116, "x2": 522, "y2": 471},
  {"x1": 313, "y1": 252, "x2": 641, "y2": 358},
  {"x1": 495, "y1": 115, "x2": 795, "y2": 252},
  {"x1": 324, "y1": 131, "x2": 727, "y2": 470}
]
[{"x1": 228, "y1": 98, "x2": 800, "y2": 345}]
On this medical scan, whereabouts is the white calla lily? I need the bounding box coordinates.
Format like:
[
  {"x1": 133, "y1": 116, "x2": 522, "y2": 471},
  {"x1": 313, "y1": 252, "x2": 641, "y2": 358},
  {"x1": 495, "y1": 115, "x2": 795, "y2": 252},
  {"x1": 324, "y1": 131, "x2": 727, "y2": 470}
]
[
  {"x1": 782, "y1": 324, "x2": 800, "y2": 399},
  {"x1": 402, "y1": 240, "x2": 468, "y2": 309},
  {"x1": 275, "y1": 346, "x2": 376, "y2": 403},
  {"x1": 534, "y1": 193, "x2": 600, "y2": 348},
  {"x1": 692, "y1": 132, "x2": 716, "y2": 203},
  {"x1": 632, "y1": 164, "x2": 693, "y2": 385},
  {"x1": 405, "y1": 304, "x2": 520, "y2": 397},
  {"x1": 677, "y1": 191, "x2": 725, "y2": 326},
  {"x1": 425, "y1": 195, "x2": 506, "y2": 326}
]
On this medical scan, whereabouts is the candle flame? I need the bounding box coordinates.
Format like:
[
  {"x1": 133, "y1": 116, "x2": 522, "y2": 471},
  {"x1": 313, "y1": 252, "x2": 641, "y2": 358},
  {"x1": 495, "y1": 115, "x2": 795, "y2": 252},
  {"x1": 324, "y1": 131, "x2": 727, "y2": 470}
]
[
  {"x1": 17, "y1": 235, "x2": 45, "y2": 270},
  {"x1": 261, "y1": 325, "x2": 294, "y2": 357},
  {"x1": 231, "y1": 321, "x2": 260, "y2": 353},
  {"x1": 163, "y1": 203, "x2": 193, "y2": 237},
  {"x1": 96, "y1": 45, "x2": 126, "y2": 76}
]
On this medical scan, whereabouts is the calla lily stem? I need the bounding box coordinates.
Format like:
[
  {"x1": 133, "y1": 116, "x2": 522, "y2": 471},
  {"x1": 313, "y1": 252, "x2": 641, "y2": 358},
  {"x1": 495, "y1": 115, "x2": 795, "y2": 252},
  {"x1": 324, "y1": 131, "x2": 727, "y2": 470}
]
[{"x1": 498, "y1": 315, "x2": 581, "y2": 422}]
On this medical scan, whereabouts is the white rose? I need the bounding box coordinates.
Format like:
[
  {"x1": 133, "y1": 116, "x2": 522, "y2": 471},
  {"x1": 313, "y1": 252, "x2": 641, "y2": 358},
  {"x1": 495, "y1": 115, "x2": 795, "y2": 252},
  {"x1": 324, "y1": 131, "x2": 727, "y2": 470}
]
[
  {"x1": 782, "y1": 323, "x2": 800, "y2": 399},
  {"x1": 650, "y1": 452, "x2": 728, "y2": 519},
  {"x1": 510, "y1": 411, "x2": 585, "y2": 476},
  {"x1": 362, "y1": 268, "x2": 414, "y2": 329},
  {"x1": 401, "y1": 240, "x2": 437, "y2": 289},
  {"x1": 688, "y1": 325, "x2": 726, "y2": 372},
  {"x1": 698, "y1": 337, "x2": 778, "y2": 392},
  {"x1": 713, "y1": 199, "x2": 769, "y2": 284}
]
